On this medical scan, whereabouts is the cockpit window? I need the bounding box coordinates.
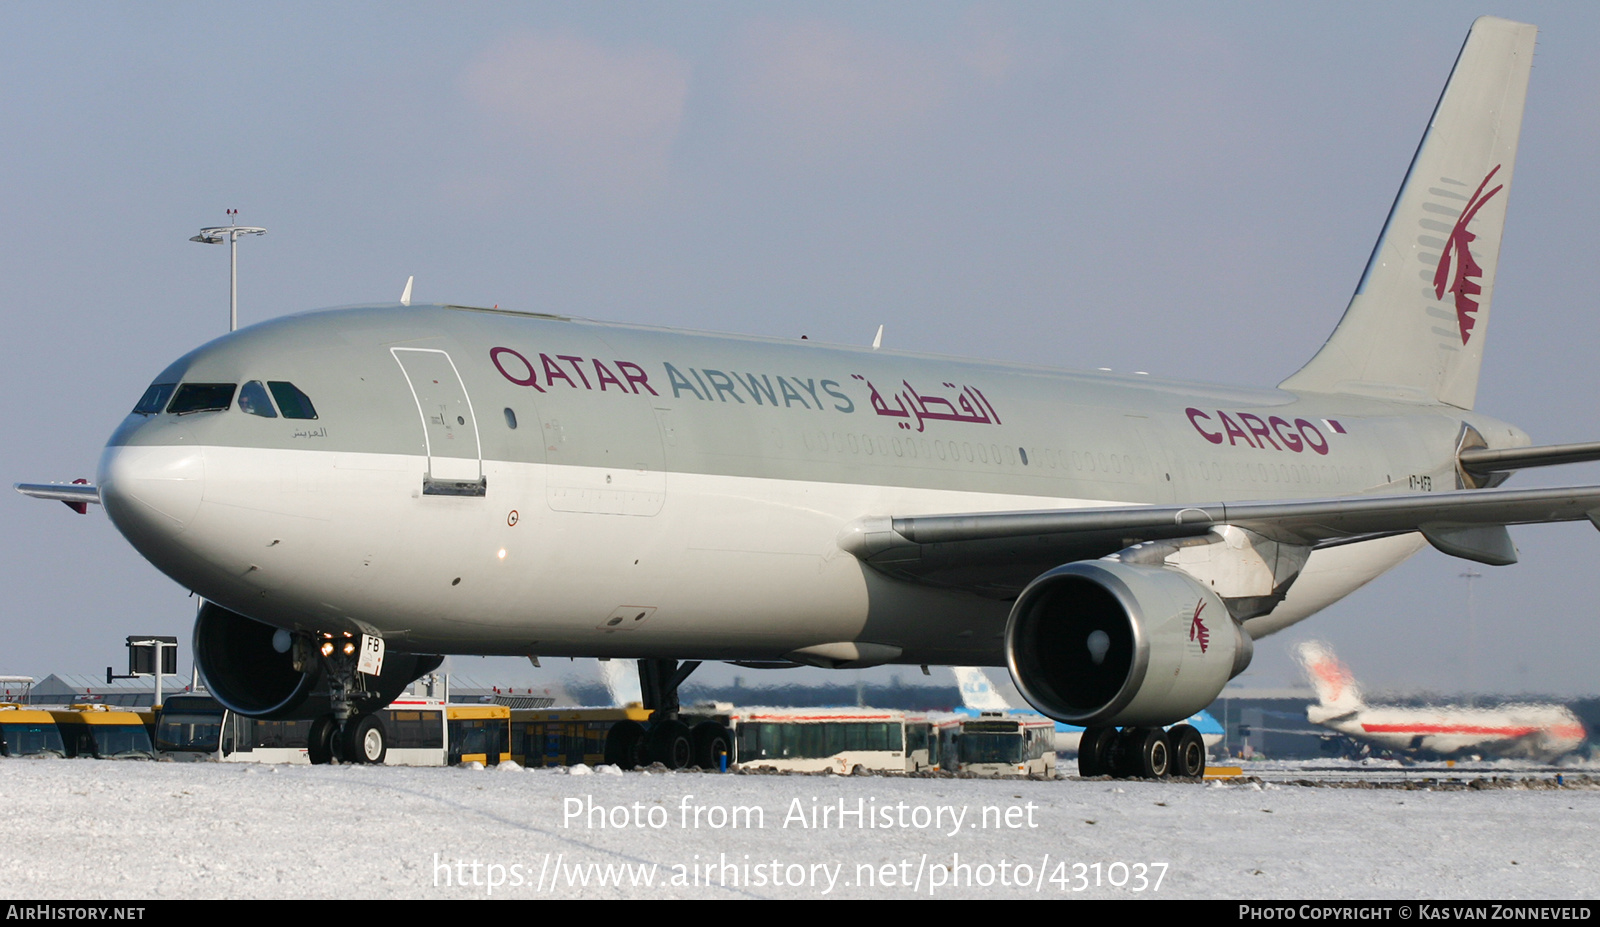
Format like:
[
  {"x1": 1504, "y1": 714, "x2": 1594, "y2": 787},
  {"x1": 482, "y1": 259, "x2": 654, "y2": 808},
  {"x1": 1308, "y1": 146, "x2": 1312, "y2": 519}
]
[
  {"x1": 133, "y1": 383, "x2": 176, "y2": 415},
  {"x1": 238, "y1": 381, "x2": 277, "y2": 418},
  {"x1": 167, "y1": 383, "x2": 237, "y2": 415},
  {"x1": 267, "y1": 381, "x2": 317, "y2": 420}
]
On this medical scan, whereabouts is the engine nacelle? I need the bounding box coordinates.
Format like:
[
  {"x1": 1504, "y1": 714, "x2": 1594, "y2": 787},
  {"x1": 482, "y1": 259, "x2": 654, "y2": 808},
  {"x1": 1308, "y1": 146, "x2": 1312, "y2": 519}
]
[
  {"x1": 193, "y1": 602, "x2": 442, "y2": 720},
  {"x1": 1005, "y1": 561, "x2": 1252, "y2": 727}
]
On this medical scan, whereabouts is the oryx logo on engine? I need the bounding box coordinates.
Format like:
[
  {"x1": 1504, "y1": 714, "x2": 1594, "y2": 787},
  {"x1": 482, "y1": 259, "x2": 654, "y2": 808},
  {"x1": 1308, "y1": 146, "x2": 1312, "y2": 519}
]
[{"x1": 1189, "y1": 600, "x2": 1210, "y2": 653}]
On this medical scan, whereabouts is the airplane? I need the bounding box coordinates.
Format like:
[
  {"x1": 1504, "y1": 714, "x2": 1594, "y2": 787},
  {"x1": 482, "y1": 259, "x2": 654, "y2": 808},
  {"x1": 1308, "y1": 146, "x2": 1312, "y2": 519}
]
[
  {"x1": 17, "y1": 16, "x2": 1600, "y2": 779},
  {"x1": 953, "y1": 666, "x2": 1224, "y2": 775},
  {"x1": 1295, "y1": 641, "x2": 1586, "y2": 763}
]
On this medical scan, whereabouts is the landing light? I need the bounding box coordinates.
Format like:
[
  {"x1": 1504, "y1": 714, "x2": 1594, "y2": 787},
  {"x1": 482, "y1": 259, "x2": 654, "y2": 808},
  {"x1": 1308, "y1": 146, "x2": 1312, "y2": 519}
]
[
  {"x1": 319, "y1": 642, "x2": 334, "y2": 658},
  {"x1": 497, "y1": 548, "x2": 507, "y2": 560}
]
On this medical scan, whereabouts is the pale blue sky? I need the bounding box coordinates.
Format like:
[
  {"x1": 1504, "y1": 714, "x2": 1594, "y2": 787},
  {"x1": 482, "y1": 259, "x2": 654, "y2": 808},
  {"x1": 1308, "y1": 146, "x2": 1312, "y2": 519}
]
[{"x1": 7, "y1": 2, "x2": 1600, "y2": 697}]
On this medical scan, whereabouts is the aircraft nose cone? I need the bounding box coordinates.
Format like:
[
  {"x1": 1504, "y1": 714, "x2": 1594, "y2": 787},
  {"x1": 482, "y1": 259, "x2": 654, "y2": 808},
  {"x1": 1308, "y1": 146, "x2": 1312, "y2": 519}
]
[{"x1": 99, "y1": 438, "x2": 204, "y2": 541}]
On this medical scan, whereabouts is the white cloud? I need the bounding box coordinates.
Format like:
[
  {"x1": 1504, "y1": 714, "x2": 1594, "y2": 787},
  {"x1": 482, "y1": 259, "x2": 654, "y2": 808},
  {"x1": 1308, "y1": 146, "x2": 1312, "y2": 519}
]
[
  {"x1": 730, "y1": 20, "x2": 948, "y2": 159},
  {"x1": 458, "y1": 31, "x2": 690, "y2": 193}
]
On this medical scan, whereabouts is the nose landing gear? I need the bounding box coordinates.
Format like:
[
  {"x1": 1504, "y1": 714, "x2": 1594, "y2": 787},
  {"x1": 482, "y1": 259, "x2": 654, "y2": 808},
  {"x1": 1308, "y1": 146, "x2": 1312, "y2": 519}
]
[{"x1": 298, "y1": 631, "x2": 418, "y2": 766}]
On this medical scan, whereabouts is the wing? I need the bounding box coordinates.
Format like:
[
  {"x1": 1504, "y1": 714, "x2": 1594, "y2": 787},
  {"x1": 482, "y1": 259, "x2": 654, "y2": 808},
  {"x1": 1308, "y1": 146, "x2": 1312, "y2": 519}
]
[
  {"x1": 15, "y1": 481, "x2": 100, "y2": 515},
  {"x1": 839, "y1": 483, "x2": 1600, "y2": 598}
]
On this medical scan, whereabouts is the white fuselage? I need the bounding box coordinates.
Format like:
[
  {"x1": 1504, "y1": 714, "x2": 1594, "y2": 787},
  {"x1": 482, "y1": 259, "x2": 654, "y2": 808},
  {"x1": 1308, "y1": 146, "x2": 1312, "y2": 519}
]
[
  {"x1": 103, "y1": 439, "x2": 1427, "y2": 664},
  {"x1": 95, "y1": 304, "x2": 1501, "y2": 668}
]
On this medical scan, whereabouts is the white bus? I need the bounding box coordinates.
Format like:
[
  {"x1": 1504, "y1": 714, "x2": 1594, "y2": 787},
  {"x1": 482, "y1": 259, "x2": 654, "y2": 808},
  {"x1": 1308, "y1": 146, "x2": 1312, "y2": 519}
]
[
  {"x1": 956, "y1": 713, "x2": 1057, "y2": 777},
  {"x1": 685, "y1": 707, "x2": 943, "y2": 774},
  {"x1": 155, "y1": 694, "x2": 311, "y2": 764},
  {"x1": 155, "y1": 694, "x2": 509, "y2": 766}
]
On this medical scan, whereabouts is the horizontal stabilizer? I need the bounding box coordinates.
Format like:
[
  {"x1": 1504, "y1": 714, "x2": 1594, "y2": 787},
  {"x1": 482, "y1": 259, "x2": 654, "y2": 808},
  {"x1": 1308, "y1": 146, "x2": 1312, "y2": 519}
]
[
  {"x1": 15, "y1": 481, "x2": 100, "y2": 515},
  {"x1": 1459, "y1": 441, "x2": 1600, "y2": 475}
]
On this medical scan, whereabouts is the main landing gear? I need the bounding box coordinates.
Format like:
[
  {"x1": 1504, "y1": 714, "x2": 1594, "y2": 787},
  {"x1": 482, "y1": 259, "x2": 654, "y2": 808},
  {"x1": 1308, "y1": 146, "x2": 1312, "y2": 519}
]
[
  {"x1": 1077, "y1": 724, "x2": 1207, "y2": 779},
  {"x1": 602, "y1": 658, "x2": 733, "y2": 772}
]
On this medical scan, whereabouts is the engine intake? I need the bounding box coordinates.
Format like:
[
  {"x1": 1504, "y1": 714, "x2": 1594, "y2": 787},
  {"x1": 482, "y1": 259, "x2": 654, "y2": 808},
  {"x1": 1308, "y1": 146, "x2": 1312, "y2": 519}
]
[
  {"x1": 1005, "y1": 561, "x2": 1251, "y2": 727},
  {"x1": 193, "y1": 602, "x2": 442, "y2": 719}
]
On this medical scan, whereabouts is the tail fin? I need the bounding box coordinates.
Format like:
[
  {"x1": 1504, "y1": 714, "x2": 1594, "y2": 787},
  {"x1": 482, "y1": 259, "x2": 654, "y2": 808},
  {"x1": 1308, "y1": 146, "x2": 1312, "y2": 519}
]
[
  {"x1": 953, "y1": 667, "x2": 1013, "y2": 712},
  {"x1": 1280, "y1": 17, "x2": 1535, "y2": 410},
  {"x1": 1295, "y1": 640, "x2": 1364, "y2": 711},
  {"x1": 599, "y1": 659, "x2": 642, "y2": 708}
]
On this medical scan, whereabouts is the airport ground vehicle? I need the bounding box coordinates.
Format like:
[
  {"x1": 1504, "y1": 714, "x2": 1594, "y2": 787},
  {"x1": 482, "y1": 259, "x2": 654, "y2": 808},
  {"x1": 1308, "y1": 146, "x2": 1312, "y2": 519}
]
[
  {"x1": 154, "y1": 693, "x2": 508, "y2": 766},
  {"x1": 49, "y1": 705, "x2": 155, "y2": 759},
  {"x1": 306, "y1": 697, "x2": 509, "y2": 765},
  {"x1": 522, "y1": 704, "x2": 952, "y2": 773},
  {"x1": 155, "y1": 694, "x2": 311, "y2": 763},
  {"x1": 512, "y1": 707, "x2": 653, "y2": 768},
  {"x1": 442, "y1": 703, "x2": 511, "y2": 766},
  {"x1": 956, "y1": 713, "x2": 1057, "y2": 777},
  {"x1": 699, "y1": 707, "x2": 940, "y2": 774},
  {"x1": 0, "y1": 705, "x2": 66, "y2": 758}
]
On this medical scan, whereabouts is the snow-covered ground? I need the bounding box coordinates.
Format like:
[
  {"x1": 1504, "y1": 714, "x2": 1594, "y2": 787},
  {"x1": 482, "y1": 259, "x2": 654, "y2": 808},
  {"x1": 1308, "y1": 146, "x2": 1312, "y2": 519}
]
[{"x1": 2, "y1": 758, "x2": 1596, "y2": 899}]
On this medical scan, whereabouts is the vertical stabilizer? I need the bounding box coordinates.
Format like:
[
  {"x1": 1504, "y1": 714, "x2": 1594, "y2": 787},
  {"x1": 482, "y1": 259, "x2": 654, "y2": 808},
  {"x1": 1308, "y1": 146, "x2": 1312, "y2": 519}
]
[
  {"x1": 1295, "y1": 641, "x2": 1364, "y2": 711},
  {"x1": 599, "y1": 659, "x2": 642, "y2": 708},
  {"x1": 1280, "y1": 17, "x2": 1535, "y2": 410},
  {"x1": 953, "y1": 667, "x2": 1013, "y2": 712}
]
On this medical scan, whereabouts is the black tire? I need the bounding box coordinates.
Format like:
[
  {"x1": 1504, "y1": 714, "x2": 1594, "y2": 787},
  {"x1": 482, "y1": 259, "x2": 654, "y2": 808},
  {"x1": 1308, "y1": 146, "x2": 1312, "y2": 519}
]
[
  {"x1": 603, "y1": 721, "x2": 646, "y2": 770},
  {"x1": 648, "y1": 720, "x2": 693, "y2": 770},
  {"x1": 691, "y1": 722, "x2": 732, "y2": 770},
  {"x1": 1168, "y1": 724, "x2": 1206, "y2": 778},
  {"x1": 1077, "y1": 726, "x2": 1117, "y2": 777},
  {"x1": 344, "y1": 714, "x2": 387, "y2": 765},
  {"x1": 1122, "y1": 727, "x2": 1172, "y2": 779},
  {"x1": 308, "y1": 716, "x2": 337, "y2": 765}
]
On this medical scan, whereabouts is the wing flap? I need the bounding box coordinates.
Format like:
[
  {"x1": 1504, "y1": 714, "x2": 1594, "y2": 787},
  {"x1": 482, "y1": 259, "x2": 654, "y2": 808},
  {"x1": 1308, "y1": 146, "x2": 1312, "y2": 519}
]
[{"x1": 841, "y1": 484, "x2": 1600, "y2": 591}]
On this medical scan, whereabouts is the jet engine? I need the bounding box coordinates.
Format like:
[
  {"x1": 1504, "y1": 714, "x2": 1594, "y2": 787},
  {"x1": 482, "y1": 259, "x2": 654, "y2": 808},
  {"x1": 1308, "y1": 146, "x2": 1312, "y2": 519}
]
[
  {"x1": 1005, "y1": 560, "x2": 1252, "y2": 727},
  {"x1": 193, "y1": 601, "x2": 441, "y2": 719}
]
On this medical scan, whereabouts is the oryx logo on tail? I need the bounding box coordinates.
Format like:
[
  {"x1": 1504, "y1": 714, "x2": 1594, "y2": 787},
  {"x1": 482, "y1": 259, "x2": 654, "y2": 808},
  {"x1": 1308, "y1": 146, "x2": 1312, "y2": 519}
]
[{"x1": 1433, "y1": 164, "x2": 1504, "y2": 345}]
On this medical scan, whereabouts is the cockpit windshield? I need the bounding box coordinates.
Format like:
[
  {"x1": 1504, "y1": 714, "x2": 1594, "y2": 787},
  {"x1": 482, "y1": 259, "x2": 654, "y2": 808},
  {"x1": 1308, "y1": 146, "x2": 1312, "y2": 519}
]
[
  {"x1": 132, "y1": 383, "x2": 176, "y2": 415},
  {"x1": 238, "y1": 381, "x2": 277, "y2": 418},
  {"x1": 167, "y1": 383, "x2": 237, "y2": 415},
  {"x1": 268, "y1": 381, "x2": 318, "y2": 419}
]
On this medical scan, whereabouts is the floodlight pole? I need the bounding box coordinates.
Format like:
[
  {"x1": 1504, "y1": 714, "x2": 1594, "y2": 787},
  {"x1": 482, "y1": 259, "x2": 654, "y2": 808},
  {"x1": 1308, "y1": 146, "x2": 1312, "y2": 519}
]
[{"x1": 191, "y1": 211, "x2": 267, "y2": 331}]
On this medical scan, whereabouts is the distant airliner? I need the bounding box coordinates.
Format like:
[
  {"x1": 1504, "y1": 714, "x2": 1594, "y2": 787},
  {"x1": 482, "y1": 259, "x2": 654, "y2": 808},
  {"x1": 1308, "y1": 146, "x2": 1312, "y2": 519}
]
[
  {"x1": 18, "y1": 17, "x2": 1600, "y2": 778},
  {"x1": 1296, "y1": 641, "x2": 1585, "y2": 762}
]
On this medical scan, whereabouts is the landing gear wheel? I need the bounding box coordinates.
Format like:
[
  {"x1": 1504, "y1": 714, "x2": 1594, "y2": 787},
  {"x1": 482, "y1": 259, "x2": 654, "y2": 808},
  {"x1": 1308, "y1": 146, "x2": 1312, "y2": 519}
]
[
  {"x1": 691, "y1": 722, "x2": 731, "y2": 771},
  {"x1": 604, "y1": 721, "x2": 647, "y2": 770},
  {"x1": 1168, "y1": 724, "x2": 1206, "y2": 778},
  {"x1": 344, "y1": 714, "x2": 387, "y2": 765},
  {"x1": 648, "y1": 720, "x2": 693, "y2": 770},
  {"x1": 308, "y1": 716, "x2": 338, "y2": 765},
  {"x1": 1121, "y1": 727, "x2": 1172, "y2": 779},
  {"x1": 1077, "y1": 726, "x2": 1117, "y2": 778}
]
